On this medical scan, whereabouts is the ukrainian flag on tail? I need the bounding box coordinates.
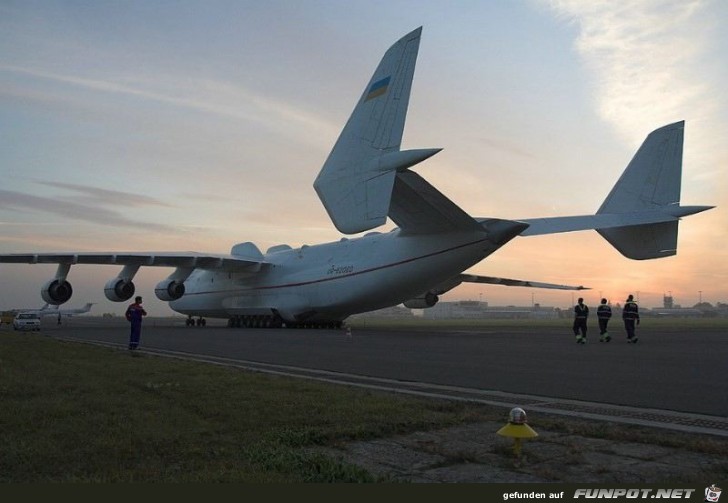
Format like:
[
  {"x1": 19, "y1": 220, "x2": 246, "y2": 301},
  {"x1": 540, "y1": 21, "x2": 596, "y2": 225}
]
[{"x1": 365, "y1": 76, "x2": 390, "y2": 101}]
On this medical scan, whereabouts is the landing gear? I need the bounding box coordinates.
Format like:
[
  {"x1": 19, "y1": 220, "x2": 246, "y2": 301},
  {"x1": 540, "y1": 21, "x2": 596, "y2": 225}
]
[
  {"x1": 282, "y1": 320, "x2": 342, "y2": 329},
  {"x1": 186, "y1": 316, "x2": 206, "y2": 327},
  {"x1": 225, "y1": 314, "x2": 340, "y2": 329}
]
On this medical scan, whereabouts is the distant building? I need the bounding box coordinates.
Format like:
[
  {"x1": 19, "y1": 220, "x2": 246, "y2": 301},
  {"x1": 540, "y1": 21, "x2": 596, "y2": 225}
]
[
  {"x1": 354, "y1": 305, "x2": 415, "y2": 319},
  {"x1": 648, "y1": 294, "x2": 715, "y2": 317},
  {"x1": 423, "y1": 301, "x2": 558, "y2": 320},
  {"x1": 648, "y1": 308, "x2": 703, "y2": 317}
]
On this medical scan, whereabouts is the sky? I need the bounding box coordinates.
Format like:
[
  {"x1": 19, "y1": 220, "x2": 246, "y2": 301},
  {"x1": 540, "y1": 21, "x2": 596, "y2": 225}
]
[{"x1": 1, "y1": 0, "x2": 726, "y2": 316}]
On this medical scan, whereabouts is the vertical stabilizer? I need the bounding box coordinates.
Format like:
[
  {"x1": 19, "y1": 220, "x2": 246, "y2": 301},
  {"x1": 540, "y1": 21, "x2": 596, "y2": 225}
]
[
  {"x1": 597, "y1": 121, "x2": 685, "y2": 259},
  {"x1": 314, "y1": 28, "x2": 422, "y2": 234},
  {"x1": 598, "y1": 121, "x2": 684, "y2": 213}
]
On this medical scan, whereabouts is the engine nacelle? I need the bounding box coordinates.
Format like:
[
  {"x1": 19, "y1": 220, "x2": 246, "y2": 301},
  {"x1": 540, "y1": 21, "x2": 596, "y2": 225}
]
[
  {"x1": 104, "y1": 278, "x2": 136, "y2": 302},
  {"x1": 155, "y1": 279, "x2": 185, "y2": 301},
  {"x1": 41, "y1": 279, "x2": 73, "y2": 305},
  {"x1": 403, "y1": 292, "x2": 439, "y2": 309}
]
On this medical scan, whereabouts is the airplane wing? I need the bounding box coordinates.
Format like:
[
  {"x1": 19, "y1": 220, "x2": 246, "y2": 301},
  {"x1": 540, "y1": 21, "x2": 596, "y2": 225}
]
[
  {"x1": 458, "y1": 273, "x2": 588, "y2": 290},
  {"x1": 431, "y1": 273, "x2": 588, "y2": 295},
  {"x1": 0, "y1": 251, "x2": 266, "y2": 272}
]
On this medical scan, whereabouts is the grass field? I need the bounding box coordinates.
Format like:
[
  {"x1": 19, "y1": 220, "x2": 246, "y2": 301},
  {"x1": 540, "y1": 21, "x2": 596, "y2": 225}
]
[
  {"x1": 0, "y1": 332, "x2": 496, "y2": 482},
  {"x1": 2, "y1": 329, "x2": 727, "y2": 483}
]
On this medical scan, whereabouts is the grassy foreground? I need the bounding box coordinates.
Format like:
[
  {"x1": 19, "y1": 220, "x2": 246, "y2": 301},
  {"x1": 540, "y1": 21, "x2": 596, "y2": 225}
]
[
  {"x1": 0, "y1": 332, "x2": 492, "y2": 482},
  {"x1": 3, "y1": 330, "x2": 726, "y2": 483}
]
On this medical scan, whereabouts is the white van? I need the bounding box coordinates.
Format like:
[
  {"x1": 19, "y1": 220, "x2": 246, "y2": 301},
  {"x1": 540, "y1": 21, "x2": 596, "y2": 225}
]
[{"x1": 13, "y1": 312, "x2": 41, "y2": 331}]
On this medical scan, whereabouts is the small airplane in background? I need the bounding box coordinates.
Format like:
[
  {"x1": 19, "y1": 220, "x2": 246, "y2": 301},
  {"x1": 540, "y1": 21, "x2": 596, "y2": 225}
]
[
  {"x1": 0, "y1": 27, "x2": 713, "y2": 328},
  {"x1": 35, "y1": 302, "x2": 95, "y2": 318},
  {"x1": 1, "y1": 303, "x2": 94, "y2": 326},
  {"x1": 20, "y1": 302, "x2": 93, "y2": 320},
  {"x1": 35, "y1": 302, "x2": 94, "y2": 325}
]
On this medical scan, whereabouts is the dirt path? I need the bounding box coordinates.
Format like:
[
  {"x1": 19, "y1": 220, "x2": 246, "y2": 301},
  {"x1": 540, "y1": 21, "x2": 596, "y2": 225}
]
[{"x1": 316, "y1": 420, "x2": 728, "y2": 483}]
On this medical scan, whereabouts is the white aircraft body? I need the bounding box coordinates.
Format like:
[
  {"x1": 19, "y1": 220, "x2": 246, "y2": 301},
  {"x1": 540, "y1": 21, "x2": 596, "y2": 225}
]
[
  {"x1": 0, "y1": 28, "x2": 713, "y2": 328},
  {"x1": 15, "y1": 303, "x2": 94, "y2": 318},
  {"x1": 39, "y1": 302, "x2": 94, "y2": 318}
]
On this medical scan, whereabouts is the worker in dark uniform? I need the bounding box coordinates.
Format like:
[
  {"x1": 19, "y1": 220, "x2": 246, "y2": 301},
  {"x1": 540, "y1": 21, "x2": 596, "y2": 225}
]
[
  {"x1": 622, "y1": 294, "x2": 640, "y2": 343},
  {"x1": 597, "y1": 298, "x2": 612, "y2": 342},
  {"x1": 125, "y1": 296, "x2": 147, "y2": 350},
  {"x1": 573, "y1": 297, "x2": 589, "y2": 344}
]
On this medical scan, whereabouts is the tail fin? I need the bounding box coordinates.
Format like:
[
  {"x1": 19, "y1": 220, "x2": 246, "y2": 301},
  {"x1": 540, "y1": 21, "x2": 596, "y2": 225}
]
[
  {"x1": 598, "y1": 121, "x2": 684, "y2": 213},
  {"x1": 515, "y1": 121, "x2": 711, "y2": 258},
  {"x1": 314, "y1": 27, "x2": 425, "y2": 234},
  {"x1": 597, "y1": 121, "x2": 685, "y2": 259}
]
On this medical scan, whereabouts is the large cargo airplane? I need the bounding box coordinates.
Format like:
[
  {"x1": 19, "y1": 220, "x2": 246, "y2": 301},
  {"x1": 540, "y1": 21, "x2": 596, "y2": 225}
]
[{"x1": 0, "y1": 28, "x2": 713, "y2": 328}]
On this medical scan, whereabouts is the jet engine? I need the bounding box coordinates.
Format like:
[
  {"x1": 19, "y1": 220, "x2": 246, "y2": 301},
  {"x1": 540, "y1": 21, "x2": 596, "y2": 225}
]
[
  {"x1": 155, "y1": 279, "x2": 185, "y2": 301},
  {"x1": 104, "y1": 278, "x2": 135, "y2": 302},
  {"x1": 41, "y1": 278, "x2": 73, "y2": 305},
  {"x1": 402, "y1": 292, "x2": 439, "y2": 309}
]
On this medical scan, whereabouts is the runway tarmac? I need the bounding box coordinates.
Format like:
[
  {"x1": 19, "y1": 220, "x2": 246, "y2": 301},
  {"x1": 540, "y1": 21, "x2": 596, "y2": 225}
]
[{"x1": 26, "y1": 317, "x2": 728, "y2": 431}]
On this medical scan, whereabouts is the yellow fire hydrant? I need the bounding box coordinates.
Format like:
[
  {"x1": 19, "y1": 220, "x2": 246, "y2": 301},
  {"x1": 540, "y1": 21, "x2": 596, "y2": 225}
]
[{"x1": 497, "y1": 407, "x2": 538, "y2": 457}]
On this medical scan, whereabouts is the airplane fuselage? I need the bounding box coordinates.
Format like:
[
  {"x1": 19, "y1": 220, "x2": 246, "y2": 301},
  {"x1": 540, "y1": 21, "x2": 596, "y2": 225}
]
[{"x1": 170, "y1": 228, "x2": 499, "y2": 322}]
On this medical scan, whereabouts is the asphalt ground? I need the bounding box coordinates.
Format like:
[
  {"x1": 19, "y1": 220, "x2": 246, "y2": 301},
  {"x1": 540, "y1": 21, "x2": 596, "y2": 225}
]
[{"x1": 21, "y1": 317, "x2": 727, "y2": 420}]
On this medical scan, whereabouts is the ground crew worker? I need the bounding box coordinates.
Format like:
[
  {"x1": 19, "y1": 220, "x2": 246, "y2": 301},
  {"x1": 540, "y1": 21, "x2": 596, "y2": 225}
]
[
  {"x1": 597, "y1": 298, "x2": 612, "y2": 342},
  {"x1": 622, "y1": 294, "x2": 640, "y2": 343},
  {"x1": 125, "y1": 296, "x2": 147, "y2": 350},
  {"x1": 573, "y1": 297, "x2": 589, "y2": 344}
]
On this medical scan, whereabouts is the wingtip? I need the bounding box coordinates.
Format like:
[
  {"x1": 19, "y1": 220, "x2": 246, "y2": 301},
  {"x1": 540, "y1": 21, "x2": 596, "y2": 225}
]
[
  {"x1": 651, "y1": 120, "x2": 685, "y2": 135},
  {"x1": 404, "y1": 26, "x2": 422, "y2": 40}
]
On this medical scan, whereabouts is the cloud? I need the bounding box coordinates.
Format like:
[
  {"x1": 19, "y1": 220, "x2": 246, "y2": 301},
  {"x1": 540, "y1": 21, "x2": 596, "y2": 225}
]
[
  {"x1": 544, "y1": 0, "x2": 718, "y2": 143},
  {"x1": 0, "y1": 189, "x2": 176, "y2": 233},
  {"x1": 0, "y1": 64, "x2": 339, "y2": 148},
  {"x1": 478, "y1": 136, "x2": 537, "y2": 160},
  {"x1": 35, "y1": 181, "x2": 173, "y2": 208}
]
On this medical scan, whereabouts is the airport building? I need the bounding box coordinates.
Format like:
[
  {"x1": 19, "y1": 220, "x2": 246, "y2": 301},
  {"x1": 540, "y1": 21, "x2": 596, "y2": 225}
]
[
  {"x1": 422, "y1": 301, "x2": 559, "y2": 320},
  {"x1": 352, "y1": 305, "x2": 415, "y2": 319}
]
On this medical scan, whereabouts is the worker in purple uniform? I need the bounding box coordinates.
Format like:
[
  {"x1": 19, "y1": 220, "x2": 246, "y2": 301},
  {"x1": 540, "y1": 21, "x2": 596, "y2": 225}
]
[{"x1": 125, "y1": 296, "x2": 147, "y2": 350}]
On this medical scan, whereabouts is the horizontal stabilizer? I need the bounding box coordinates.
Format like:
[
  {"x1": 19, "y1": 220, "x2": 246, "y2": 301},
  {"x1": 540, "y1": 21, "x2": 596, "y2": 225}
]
[
  {"x1": 493, "y1": 121, "x2": 713, "y2": 260},
  {"x1": 516, "y1": 205, "x2": 712, "y2": 236}
]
